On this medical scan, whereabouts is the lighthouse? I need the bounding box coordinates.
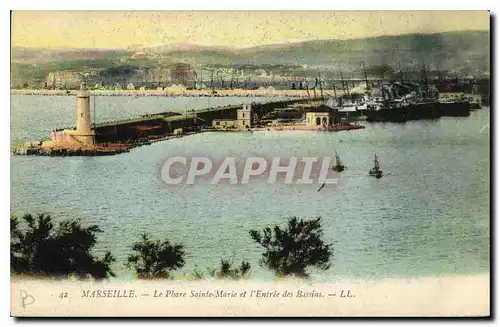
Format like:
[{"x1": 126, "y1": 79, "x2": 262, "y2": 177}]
[
  {"x1": 45, "y1": 82, "x2": 96, "y2": 149},
  {"x1": 73, "y1": 82, "x2": 95, "y2": 146}
]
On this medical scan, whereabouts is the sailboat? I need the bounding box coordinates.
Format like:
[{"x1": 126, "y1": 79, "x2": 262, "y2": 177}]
[
  {"x1": 332, "y1": 150, "x2": 346, "y2": 172},
  {"x1": 369, "y1": 154, "x2": 383, "y2": 178}
]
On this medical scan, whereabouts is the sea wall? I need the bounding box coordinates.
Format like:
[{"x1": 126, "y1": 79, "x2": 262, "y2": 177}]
[{"x1": 10, "y1": 89, "x2": 336, "y2": 98}]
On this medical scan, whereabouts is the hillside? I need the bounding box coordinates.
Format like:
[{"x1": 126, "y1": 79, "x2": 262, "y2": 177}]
[
  {"x1": 164, "y1": 31, "x2": 489, "y2": 72},
  {"x1": 11, "y1": 30, "x2": 490, "y2": 87}
]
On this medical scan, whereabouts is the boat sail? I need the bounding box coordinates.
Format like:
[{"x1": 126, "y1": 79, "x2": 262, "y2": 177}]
[
  {"x1": 332, "y1": 150, "x2": 346, "y2": 172},
  {"x1": 369, "y1": 154, "x2": 383, "y2": 178}
]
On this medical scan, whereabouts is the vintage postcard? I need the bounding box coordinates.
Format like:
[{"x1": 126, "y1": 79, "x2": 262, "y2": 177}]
[{"x1": 10, "y1": 10, "x2": 490, "y2": 317}]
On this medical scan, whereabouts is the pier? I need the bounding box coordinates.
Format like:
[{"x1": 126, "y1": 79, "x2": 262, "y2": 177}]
[
  {"x1": 92, "y1": 97, "x2": 319, "y2": 143},
  {"x1": 12, "y1": 88, "x2": 323, "y2": 156}
]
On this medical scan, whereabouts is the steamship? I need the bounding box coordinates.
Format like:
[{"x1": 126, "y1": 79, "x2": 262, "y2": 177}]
[{"x1": 364, "y1": 81, "x2": 470, "y2": 123}]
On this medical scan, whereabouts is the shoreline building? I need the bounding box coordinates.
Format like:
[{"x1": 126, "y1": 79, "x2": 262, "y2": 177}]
[
  {"x1": 305, "y1": 105, "x2": 340, "y2": 127},
  {"x1": 237, "y1": 104, "x2": 253, "y2": 129},
  {"x1": 212, "y1": 104, "x2": 254, "y2": 130},
  {"x1": 46, "y1": 83, "x2": 95, "y2": 149},
  {"x1": 46, "y1": 70, "x2": 83, "y2": 90},
  {"x1": 212, "y1": 119, "x2": 238, "y2": 129}
]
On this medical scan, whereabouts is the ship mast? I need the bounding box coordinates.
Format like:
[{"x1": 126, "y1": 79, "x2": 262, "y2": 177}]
[
  {"x1": 379, "y1": 67, "x2": 385, "y2": 99},
  {"x1": 312, "y1": 75, "x2": 317, "y2": 98},
  {"x1": 339, "y1": 67, "x2": 347, "y2": 95},
  {"x1": 245, "y1": 75, "x2": 251, "y2": 89},
  {"x1": 304, "y1": 76, "x2": 311, "y2": 100},
  {"x1": 220, "y1": 73, "x2": 225, "y2": 90},
  {"x1": 200, "y1": 68, "x2": 203, "y2": 90},
  {"x1": 318, "y1": 71, "x2": 324, "y2": 99},
  {"x1": 216, "y1": 70, "x2": 220, "y2": 89},
  {"x1": 210, "y1": 70, "x2": 214, "y2": 93},
  {"x1": 193, "y1": 70, "x2": 198, "y2": 90},
  {"x1": 361, "y1": 61, "x2": 370, "y2": 95},
  {"x1": 398, "y1": 61, "x2": 404, "y2": 84},
  {"x1": 422, "y1": 60, "x2": 429, "y2": 99}
]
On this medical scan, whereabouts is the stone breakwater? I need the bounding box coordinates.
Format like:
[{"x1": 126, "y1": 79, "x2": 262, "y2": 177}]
[
  {"x1": 10, "y1": 89, "x2": 337, "y2": 98},
  {"x1": 11, "y1": 89, "x2": 478, "y2": 102}
]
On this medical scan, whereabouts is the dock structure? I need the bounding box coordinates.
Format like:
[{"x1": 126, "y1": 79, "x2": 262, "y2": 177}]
[
  {"x1": 91, "y1": 97, "x2": 320, "y2": 143},
  {"x1": 12, "y1": 90, "x2": 323, "y2": 156}
]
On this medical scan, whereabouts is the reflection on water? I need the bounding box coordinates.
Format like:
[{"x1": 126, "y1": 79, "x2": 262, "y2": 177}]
[{"x1": 10, "y1": 95, "x2": 490, "y2": 281}]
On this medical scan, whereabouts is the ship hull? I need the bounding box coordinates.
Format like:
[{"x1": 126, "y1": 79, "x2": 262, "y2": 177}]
[{"x1": 365, "y1": 101, "x2": 470, "y2": 122}]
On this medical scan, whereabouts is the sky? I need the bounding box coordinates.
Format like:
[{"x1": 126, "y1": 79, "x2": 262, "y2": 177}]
[{"x1": 11, "y1": 11, "x2": 490, "y2": 49}]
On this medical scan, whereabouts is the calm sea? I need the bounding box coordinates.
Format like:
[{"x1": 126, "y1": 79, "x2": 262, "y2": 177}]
[{"x1": 10, "y1": 95, "x2": 490, "y2": 281}]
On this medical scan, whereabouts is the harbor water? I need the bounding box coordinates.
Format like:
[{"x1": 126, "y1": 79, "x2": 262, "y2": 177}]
[{"x1": 10, "y1": 95, "x2": 490, "y2": 281}]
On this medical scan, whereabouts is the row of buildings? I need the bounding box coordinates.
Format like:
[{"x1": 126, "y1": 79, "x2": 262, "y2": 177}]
[
  {"x1": 13, "y1": 62, "x2": 490, "y2": 92},
  {"x1": 40, "y1": 71, "x2": 300, "y2": 91},
  {"x1": 44, "y1": 64, "x2": 193, "y2": 90}
]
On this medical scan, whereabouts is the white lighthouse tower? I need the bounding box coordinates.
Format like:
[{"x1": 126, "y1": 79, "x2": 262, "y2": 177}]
[{"x1": 72, "y1": 82, "x2": 95, "y2": 146}]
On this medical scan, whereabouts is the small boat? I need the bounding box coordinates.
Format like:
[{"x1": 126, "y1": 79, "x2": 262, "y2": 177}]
[
  {"x1": 369, "y1": 154, "x2": 383, "y2": 179},
  {"x1": 332, "y1": 150, "x2": 346, "y2": 172}
]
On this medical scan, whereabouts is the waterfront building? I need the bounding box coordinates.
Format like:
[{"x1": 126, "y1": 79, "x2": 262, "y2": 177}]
[
  {"x1": 237, "y1": 104, "x2": 253, "y2": 129},
  {"x1": 211, "y1": 104, "x2": 253, "y2": 130},
  {"x1": 45, "y1": 70, "x2": 83, "y2": 90},
  {"x1": 212, "y1": 119, "x2": 238, "y2": 129},
  {"x1": 305, "y1": 105, "x2": 340, "y2": 127}
]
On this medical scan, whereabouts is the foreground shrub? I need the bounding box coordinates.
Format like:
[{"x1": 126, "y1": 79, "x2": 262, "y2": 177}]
[
  {"x1": 216, "y1": 259, "x2": 251, "y2": 279},
  {"x1": 11, "y1": 213, "x2": 115, "y2": 279},
  {"x1": 126, "y1": 233, "x2": 185, "y2": 279},
  {"x1": 250, "y1": 217, "x2": 332, "y2": 277}
]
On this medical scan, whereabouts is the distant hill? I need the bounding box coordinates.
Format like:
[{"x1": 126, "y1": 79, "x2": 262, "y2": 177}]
[
  {"x1": 11, "y1": 30, "x2": 490, "y2": 87},
  {"x1": 128, "y1": 31, "x2": 489, "y2": 71},
  {"x1": 131, "y1": 42, "x2": 234, "y2": 58},
  {"x1": 11, "y1": 47, "x2": 130, "y2": 63}
]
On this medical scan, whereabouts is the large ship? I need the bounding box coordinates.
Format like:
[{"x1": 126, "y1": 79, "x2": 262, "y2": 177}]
[{"x1": 364, "y1": 81, "x2": 470, "y2": 122}]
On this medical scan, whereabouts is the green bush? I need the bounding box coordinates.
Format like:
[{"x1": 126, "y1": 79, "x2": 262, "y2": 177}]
[
  {"x1": 250, "y1": 217, "x2": 333, "y2": 278},
  {"x1": 126, "y1": 233, "x2": 185, "y2": 279},
  {"x1": 10, "y1": 213, "x2": 115, "y2": 279},
  {"x1": 216, "y1": 259, "x2": 251, "y2": 279}
]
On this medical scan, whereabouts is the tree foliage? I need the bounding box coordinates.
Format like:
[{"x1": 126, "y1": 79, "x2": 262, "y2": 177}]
[
  {"x1": 100, "y1": 66, "x2": 136, "y2": 79},
  {"x1": 250, "y1": 217, "x2": 333, "y2": 277},
  {"x1": 216, "y1": 259, "x2": 251, "y2": 280},
  {"x1": 187, "y1": 266, "x2": 210, "y2": 281},
  {"x1": 126, "y1": 233, "x2": 185, "y2": 279},
  {"x1": 10, "y1": 213, "x2": 115, "y2": 279},
  {"x1": 187, "y1": 259, "x2": 250, "y2": 280}
]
